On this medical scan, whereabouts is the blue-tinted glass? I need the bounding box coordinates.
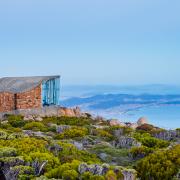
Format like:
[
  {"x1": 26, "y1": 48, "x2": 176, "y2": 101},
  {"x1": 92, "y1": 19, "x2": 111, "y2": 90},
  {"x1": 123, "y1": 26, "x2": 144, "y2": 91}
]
[{"x1": 42, "y1": 77, "x2": 60, "y2": 106}]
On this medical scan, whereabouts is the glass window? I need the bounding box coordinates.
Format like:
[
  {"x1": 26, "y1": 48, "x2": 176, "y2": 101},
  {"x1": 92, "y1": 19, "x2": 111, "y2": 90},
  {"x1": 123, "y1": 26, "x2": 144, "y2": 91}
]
[{"x1": 42, "y1": 78, "x2": 60, "y2": 106}]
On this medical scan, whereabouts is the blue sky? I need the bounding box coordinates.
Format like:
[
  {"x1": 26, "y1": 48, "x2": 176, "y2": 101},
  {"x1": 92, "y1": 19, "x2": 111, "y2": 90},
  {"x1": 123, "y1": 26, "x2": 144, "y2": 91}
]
[{"x1": 0, "y1": 0, "x2": 180, "y2": 85}]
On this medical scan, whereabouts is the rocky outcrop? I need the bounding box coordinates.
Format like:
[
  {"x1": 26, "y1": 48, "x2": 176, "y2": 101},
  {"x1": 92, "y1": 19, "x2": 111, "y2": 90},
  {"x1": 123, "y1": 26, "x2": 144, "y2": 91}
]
[
  {"x1": 47, "y1": 143, "x2": 63, "y2": 156},
  {"x1": 113, "y1": 136, "x2": 141, "y2": 149},
  {"x1": 78, "y1": 163, "x2": 137, "y2": 180},
  {"x1": 154, "y1": 130, "x2": 180, "y2": 141},
  {"x1": 78, "y1": 163, "x2": 109, "y2": 176},
  {"x1": 137, "y1": 117, "x2": 149, "y2": 126},
  {"x1": 0, "y1": 106, "x2": 87, "y2": 120},
  {"x1": 56, "y1": 125, "x2": 71, "y2": 134},
  {"x1": 122, "y1": 169, "x2": 137, "y2": 180}
]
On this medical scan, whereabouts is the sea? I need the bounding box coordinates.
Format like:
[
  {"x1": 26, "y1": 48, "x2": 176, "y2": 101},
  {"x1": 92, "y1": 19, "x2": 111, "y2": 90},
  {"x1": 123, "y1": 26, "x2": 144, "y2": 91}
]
[
  {"x1": 87, "y1": 105, "x2": 180, "y2": 129},
  {"x1": 61, "y1": 84, "x2": 180, "y2": 129}
]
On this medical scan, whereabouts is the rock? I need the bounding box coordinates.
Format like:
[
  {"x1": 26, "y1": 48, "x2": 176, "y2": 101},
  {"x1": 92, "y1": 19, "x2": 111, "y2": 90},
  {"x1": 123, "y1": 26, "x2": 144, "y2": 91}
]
[
  {"x1": 137, "y1": 117, "x2": 149, "y2": 126},
  {"x1": 72, "y1": 141, "x2": 84, "y2": 150},
  {"x1": 99, "y1": 153, "x2": 108, "y2": 161},
  {"x1": 78, "y1": 163, "x2": 109, "y2": 176},
  {"x1": 32, "y1": 159, "x2": 48, "y2": 176},
  {"x1": 109, "y1": 119, "x2": 126, "y2": 127},
  {"x1": 0, "y1": 120, "x2": 8, "y2": 124},
  {"x1": 113, "y1": 136, "x2": 141, "y2": 149},
  {"x1": 58, "y1": 108, "x2": 66, "y2": 116},
  {"x1": 56, "y1": 125, "x2": 71, "y2": 134},
  {"x1": 64, "y1": 108, "x2": 76, "y2": 117},
  {"x1": 109, "y1": 119, "x2": 120, "y2": 126},
  {"x1": 47, "y1": 144, "x2": 63, "y2": 156},
  {"x1": 34, "y1": 116, "x2": 43, "y2": 121},
  {"x1": 122, "y1": 169, "x2": 137, "y2": 180},
  {"x1": 23, "y1": 130, "x2": 51, "y2": 139},
  {"x1": 78, "y1": 163, "x2": 89, "y2": 174},
  {"x1": 23, "y1": 115, "x2": 34, "y2": 121},
  {"x1": 129, "y1": 123, "x2": 138, "y2": 129},
  {"x1": 154, "y1": 130, "x2": 179, "y2": 141},
  {"x1": 114, "y1": 129, "x2": 124, "y2": 137},
  {"x1": 73, "y1": 107, "x2": 81, "y2": 117}
]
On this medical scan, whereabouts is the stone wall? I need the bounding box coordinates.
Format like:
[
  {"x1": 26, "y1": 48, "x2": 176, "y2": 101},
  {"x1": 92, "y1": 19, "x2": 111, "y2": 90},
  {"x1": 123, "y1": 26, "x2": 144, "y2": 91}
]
[
  {"x1": 0, "y1": 85, "x2": 42, "y2": 113},
  {"x1": 0, "y1": 92, "x2": 15, "y2": 112},
  {"x1": 16, "y1": 85, "x2": 42, "y2": 110}
]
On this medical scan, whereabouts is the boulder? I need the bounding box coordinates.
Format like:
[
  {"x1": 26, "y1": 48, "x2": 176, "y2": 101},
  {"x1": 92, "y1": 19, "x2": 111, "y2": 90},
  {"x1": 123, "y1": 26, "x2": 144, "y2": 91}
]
[
  {"x1": 137, "y1": 117, "x2": 149, "y2": 126},
  {"x1": 73, "y1": 107, "x2": 81, "y2": 117},
  {"x1": 113, "y1": 136, "x2": 141, "y2": 149},
  {"x1": 109, "y1": 119, "x2": 126, "y2": 127},
  {"x1": 56, "y1": 125, "x2": 71, "y2": 134},
  {"x1": 122, "y1": 169, "x2": 137, "y2": 180},
  {"x1": 99, "y1": 153, "x2": 108, "y2": 161},
  {"x1": 129, "y1": 123, "x2": 138, "y2": 129},
  {"x1": 78, "y1": 163, "x2": 109, "y2": 176},
  {"x1": 34, "y1": 116, "x2": 43, "y2": 121}
]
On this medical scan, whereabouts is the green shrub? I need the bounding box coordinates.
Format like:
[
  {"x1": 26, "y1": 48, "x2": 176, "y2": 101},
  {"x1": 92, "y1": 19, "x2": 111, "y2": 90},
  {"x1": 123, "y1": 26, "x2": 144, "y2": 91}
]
[
  {"x1": 0, "y1": 137, "x2": 48, "y2": 155},
  {"x1": 130, "y1": 146, "x2": 154, "y2": 159},
  {"x1": 136, "y1": 145, "x2": 180, "y2": 180},
  {"x1": 55, "y1": 127, "x2": 88, "y2": 139},
  {"x1": 93, "y1": 129, "x2": 113, "y2": 141},
  {"x1": 105, "y1": 170, "x2": 117, "y2": 180},
  {"x1": 62, "y1": 169, "x2": 79, "y2": 180},
  {"x1": 90, "y1": 175, "x2": 105, "y2": 180},
  {"x1": 8, "y1": 115, "x2": 26, "y2": 128},
  {"x1": 134, "y1": 132, "x2": 170, "y2": 148},
  {"x1": 106, "y1": 126, "x2": 133, "y2": 136},
  {"x1": 25, "y1": 152, "x2": 60, "y2": 171},
  {"x1": 12, "y1": 165, "x2": 34, "y2": 175},
  {"x1": 0, "y1": 147, "x2": 17, "y2": 157},
  {"x1": 23, "y1": 122, "x2": 47, "y2": 132},
  {"x1": 45, "y1": 160, "x2": 81, "y2": 179},
  {"x1": 81, "y1": 172, "x2": 105, "y2": 180},
  {"x1": 57, "y1": 142, "x2": 100, "y2": 164}
]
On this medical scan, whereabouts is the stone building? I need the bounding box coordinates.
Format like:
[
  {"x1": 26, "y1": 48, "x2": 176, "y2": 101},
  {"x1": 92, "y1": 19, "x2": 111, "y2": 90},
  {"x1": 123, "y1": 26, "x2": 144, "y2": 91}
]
[{"x1": 0, "y1": 76, "x2": 60, "y2": 112}]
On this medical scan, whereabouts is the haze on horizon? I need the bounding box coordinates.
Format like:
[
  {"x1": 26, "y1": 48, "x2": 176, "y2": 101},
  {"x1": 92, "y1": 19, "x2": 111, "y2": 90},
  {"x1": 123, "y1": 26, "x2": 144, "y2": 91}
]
[{"x1": 0, "y1": 0, "x2": 180, "y2": 86}]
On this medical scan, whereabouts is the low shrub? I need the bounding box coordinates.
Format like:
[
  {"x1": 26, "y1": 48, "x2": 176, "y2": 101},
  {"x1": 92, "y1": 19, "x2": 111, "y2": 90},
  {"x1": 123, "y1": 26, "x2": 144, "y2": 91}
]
[
  {"x1": 136, "y1": 145, "x2": 180, "y2": 180},
  {"x1": 23, "y1": 122, "x2": 47, "y2": 132},
  {"x1": 55, "y1": 127, "x2": 88, "y2": 139}
]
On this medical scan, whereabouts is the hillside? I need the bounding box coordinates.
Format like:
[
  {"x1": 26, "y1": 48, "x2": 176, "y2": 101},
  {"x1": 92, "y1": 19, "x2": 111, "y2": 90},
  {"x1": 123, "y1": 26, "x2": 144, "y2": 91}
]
[{"x1": 0, "y1": 114, "x2": 179, "y2": 180}]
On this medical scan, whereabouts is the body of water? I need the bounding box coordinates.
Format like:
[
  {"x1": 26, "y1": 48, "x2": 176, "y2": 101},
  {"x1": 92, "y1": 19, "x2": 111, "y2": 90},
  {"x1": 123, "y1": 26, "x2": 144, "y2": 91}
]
[{"x1": 87, "y1": 105, "x2": 180, "y2": 129}]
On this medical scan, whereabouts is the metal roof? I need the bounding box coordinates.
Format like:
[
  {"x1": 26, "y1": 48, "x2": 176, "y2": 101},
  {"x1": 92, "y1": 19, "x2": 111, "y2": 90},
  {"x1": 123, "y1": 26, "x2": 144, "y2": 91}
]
[{"x1": 0, "y1": 75, "x2": 60, "y2": 93}]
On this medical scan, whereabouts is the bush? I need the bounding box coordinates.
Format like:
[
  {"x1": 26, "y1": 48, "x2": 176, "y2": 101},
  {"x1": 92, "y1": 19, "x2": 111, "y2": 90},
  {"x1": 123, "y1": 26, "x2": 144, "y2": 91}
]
[
  {"x1": 106, "y1": 126, "x2": 133, "y2": 136},
  {"x1": 0, "y1": 137, "x2": 48, "y2": 155},
  {"x1": 45, "y1": 160, "x2": 80, "y2": 179},
  {"x1": 0, "y1": 147, "x2": 17, "y2": 157},
  {"x1": 62, "y1": 169, "x2": 79, "y2": 180},
  {"x1": 134, "y1": 133, "x2": 170, "y2": 148},
  {"x1": 23, "y1": 122, "x2": 47, "y2": 132},
  {"x1": 130, "y1": 146, "x2": 154, "y2": 159},
  {"x1": 8, "y1": 115, "x2": 26, "y2": 128},
  {"x1": 57, "y1": 142, "x2": 100, "y2": 164},
  {"x1": 55, "y1": 127, "x2": 88, "y2": 139},
  {"x1": 25, "y1": 152, "x2": 60, "y2": 171},
  {"x1": 93, "y1": 129, "x2": 113, "y2": 141},
  {"x1": 136, "y1": 145, "x2": 180, "y2": 180},
  {"x1": 105, "y1": 170, "x2": 117, "y2": 180}
]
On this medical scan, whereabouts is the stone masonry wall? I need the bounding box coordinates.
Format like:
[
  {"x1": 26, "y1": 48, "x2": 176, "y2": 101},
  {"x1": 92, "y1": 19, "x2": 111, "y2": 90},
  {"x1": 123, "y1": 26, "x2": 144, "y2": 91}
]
[
  {"x1": 0, "y1": 85, "x2": 42, "y2": 113},
  {"x1": 0, "y1": 92, "x2": 15, "y2": 112},
  {"x1": 16, "y1": 85, "x2": 42, "y2": 110}
]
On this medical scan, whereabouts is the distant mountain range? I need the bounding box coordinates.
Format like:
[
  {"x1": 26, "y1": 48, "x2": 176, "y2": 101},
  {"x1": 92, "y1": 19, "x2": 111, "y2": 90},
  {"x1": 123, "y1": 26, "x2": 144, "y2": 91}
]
[
  {"x1": 61, "y1": 84, "x2": 180, "y2": 99},
  {"x1": 61, "y1": 94, "x2": 180, "y2": 110}
]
